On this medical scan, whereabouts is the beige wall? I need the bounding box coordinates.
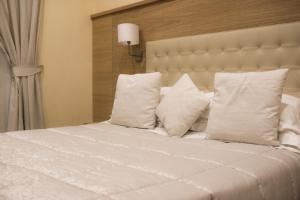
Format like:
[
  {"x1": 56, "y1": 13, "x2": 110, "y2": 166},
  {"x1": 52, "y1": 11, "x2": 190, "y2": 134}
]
[
  {"x1": 39, "y1": 0, "x2": 92, "y2": 128},
  {"x1": 39, "y1": 0, "x2": 142, "y2": 128}
]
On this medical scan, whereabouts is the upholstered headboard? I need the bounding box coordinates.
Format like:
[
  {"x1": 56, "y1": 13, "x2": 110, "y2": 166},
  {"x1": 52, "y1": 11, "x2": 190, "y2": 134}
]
[{"x1": 146, "y1": 22, "x2": 300, "y2": 97}]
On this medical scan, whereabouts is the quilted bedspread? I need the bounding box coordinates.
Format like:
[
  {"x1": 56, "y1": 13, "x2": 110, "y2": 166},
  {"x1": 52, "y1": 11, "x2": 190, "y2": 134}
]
[{"x1": 0, "y1": 123, "x2": 300, "y2": 200}]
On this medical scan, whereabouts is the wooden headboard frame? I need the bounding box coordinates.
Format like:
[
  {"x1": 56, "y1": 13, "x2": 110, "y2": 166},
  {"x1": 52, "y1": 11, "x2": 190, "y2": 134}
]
[{"x1": 146, "y1": 22, "x2": 300, "y2": 97}]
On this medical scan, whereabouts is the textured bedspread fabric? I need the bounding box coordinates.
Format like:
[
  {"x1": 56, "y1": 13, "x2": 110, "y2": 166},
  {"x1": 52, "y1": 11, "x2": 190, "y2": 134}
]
[{"x1": 0, "y1": 123, "x2": 300, "y2": 200}]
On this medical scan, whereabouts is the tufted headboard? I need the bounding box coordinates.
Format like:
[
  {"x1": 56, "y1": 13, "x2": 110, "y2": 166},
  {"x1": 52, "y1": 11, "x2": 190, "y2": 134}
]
[{"x1": 146, "y1": 22, "x2": 300, "y2": 97}]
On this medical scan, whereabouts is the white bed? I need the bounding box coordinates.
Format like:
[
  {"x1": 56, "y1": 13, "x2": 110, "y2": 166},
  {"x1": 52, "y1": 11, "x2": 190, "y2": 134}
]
[
  {"x1": 1, "y1": 22, "x2": 300, "y2": 200},
  {"x1": 1, "y1": 122, "x2": 300, "y2": 200}
]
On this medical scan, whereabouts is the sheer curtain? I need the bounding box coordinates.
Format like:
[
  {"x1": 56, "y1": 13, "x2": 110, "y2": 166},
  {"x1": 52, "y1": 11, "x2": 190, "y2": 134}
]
[
  {"x1": 0, "y1": 0, "x2": 44, "y2": 131},
  {"x1": 0, "y1": 50, "x2": 10, "y2": 132}
]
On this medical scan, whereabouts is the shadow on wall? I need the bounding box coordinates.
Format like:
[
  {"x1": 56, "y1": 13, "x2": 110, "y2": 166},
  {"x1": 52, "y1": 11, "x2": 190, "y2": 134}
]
[{"x1": 0, "y1": 50, "x2": 11, "y2": 132}]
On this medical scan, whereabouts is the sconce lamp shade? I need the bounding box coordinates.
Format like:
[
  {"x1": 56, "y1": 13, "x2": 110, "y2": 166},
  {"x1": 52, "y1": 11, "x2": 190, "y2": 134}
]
[{"x1": 118, "y1": 23, "x2": 139, "y2": 45}]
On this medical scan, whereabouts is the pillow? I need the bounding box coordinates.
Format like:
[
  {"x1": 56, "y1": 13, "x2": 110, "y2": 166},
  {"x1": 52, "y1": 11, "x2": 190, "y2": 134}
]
[
  {"x1": 280, "y1": 94, "x2": 300, "y2": 135},
  {"x1": 156, "y1": 87, "x2": 172, "y2": 128},
  {"x1": 192, "y1": 93, "x2": 300, "y2": 133},
  {"x1": 190, "y1": 92, "x2": 214, "y2": 132},
  {"x1": 279, "y1": 94, "x2": 300, "y2": 150},
  {"x1": 190, "y1": 92, "x2": 300, "y2": 150},
  {"x1": 110, "y1": 72, "x2": 161, "y2": 129},
  {"x1": 156, "y1": 74, "x2": 209, "y2": 137},
  {"x1": 160, "y1": 87, "x2": 172, "y2": 100},
  {"x1": 160, "y1": 86, "x2": 300, "y2": 150},
  {"x1": 160, "y1": 88, "x2": 213, "y2": 132},
  {"x1": 207, "y1": 69, "x2": 288, "y2": 146}
]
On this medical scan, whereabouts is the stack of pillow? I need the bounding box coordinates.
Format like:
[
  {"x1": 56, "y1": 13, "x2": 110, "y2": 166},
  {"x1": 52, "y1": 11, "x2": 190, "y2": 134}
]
[{"x1": 110, "y1": 69, "x2": 300, "y2": 150}]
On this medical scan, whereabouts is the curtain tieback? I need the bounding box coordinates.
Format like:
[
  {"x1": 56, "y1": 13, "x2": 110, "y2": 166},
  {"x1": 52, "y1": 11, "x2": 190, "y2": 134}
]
[{"x1": 12, "y1": 65, "x2": 43, "y2": 77}]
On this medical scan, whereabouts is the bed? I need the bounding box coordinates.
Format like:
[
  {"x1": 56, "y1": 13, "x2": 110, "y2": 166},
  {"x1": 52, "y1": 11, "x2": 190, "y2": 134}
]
[{"x1": 1, "y1": 22, "x2": 300, "y2": 200}]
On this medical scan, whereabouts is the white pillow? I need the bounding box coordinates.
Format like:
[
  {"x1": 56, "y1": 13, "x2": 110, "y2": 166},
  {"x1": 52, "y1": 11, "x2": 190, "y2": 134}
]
[
  {"x1": 190, "y1": 92, "x2": 214, "y2": 132},
  {"x1": 111, "y1": 72, "x2": 161, "y2": 129},
  {"x1": 207, "y1": 69, "x2": 288, "y2": 146},
  {"x1": 156, "y1": 74, "x2": 209, "y2": 137},
  {"x1": 160, "y1": 87, "x2": 300, "y2": 150},
  {"x1": 160, "y1": 88, "x2": 213, "y2": 132},
  {"x1": 192, "y1": 93, "x2": 300, "y2": 133},
  {"x1": 280, "y1": 94, "x2": 300, "y2": 135},
  {"x1": 279, "y1": 94, "x2": 300, "y2": 150},
  {"x1": 160, "y1": 87, "x2": 172, "y2": 100}
]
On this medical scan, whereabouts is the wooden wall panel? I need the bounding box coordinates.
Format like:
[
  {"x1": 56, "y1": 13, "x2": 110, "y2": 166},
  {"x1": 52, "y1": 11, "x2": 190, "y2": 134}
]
[
  {"x1": 92, "y1": 0, "x2": 300, "y2": 122},
  {"x1": 92, "y1": 15, "x2": 113, "y2": 122}
]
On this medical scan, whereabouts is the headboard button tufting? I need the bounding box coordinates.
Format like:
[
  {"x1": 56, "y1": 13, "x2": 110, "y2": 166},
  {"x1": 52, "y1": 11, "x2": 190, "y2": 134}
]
[{"x1": 146, "y1": 22, "x2": 300, "y2": 93}]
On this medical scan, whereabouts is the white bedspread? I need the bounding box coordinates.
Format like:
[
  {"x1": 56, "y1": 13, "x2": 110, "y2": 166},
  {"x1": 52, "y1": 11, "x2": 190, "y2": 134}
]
[{"x1": 0, "y1": 123, "x2": 300, "y2": 200}]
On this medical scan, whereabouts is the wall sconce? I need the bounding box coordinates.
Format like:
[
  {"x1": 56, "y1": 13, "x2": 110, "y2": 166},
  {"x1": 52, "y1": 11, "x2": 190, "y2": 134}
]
[{"x1": 118, "y1": 23, "x2": 143, "y2": 62}]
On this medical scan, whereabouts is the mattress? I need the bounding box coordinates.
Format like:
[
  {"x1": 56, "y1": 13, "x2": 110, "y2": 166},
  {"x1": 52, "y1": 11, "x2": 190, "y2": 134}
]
[{"x1": 0, "y1": 122, "x2": 300, "y2": 200}]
